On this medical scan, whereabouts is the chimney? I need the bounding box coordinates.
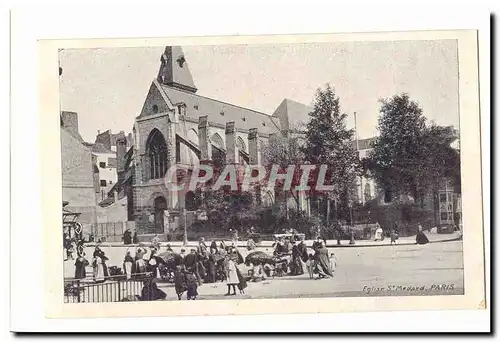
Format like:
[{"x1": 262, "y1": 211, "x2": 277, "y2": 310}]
[
  {"x1": 61, "y1": 111, "x2": 80, "y2": 136},
  {"x1": 116, "y1": 132, "x2": 127, "y2": 180},
  {"x1": 248, "y1": 128, "x2": 261, "y2": 165},
  {"x1": 198, "y1": 116, "x2": 212, "y2": 161},
  {"x1": 225, "y1": 121, "x2": 238, "y2": 164}
]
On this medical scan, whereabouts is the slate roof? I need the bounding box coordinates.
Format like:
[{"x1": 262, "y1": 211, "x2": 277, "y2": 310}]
[
  {"x1": 86, "y1": 142, "x2": 115, "y2": 154},
  {"x1": 161, "y1": 85, "x2": 281, "y2": 134}
]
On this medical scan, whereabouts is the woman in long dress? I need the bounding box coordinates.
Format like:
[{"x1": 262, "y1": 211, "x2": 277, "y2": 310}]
[
  {"x1": 290, "y1": 242, "x2": 304, "y2": 275},
  {"x1": 123, "y1": 250, "x2": 134, "y2": 280},
  {"x1": 74, "y1": 252, "x2": 89, "y2": 280},
  {"x1": 314, "y1": 241, "x2": 333, "y2": 278},
  {"x1": 92, "y1": 254, "x2": 105, "y2": 282},
  {"x1": 224, "y1": 255, "x2": 239, "y2": 296},
  {"x1": 416, "y1": 224, "x2": 429, "y2": 245},
  {"x1": 236, "y1": 263, "x2": 248, "y2": 294}
]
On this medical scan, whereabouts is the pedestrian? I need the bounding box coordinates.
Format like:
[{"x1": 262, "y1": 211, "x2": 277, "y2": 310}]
[
  {"x1": 305, "y1": 253, "x2": 315, "y2": 279},
  {"x1": 236, "y1": 263, "x2": 248, "y2": 294},
  {"x1": 122, "y1": 228, "x2": 132, "y2": 245},
  {"x1": 174, "y1": 265, "x2": 187, "y2": 300},
  {"x1": 132, "y1": 231, "x2": 139, "y2": 244},
  {"x1": 207, "y1": 249, "x2": 217, "y2": 284},
  {"x1": 290, "y1": 241, "x2": 304, "y2": 275},
  {"x1": 199, "y1": 237, "x2": 209, "y2": 259},
  {"x1": 151, "y1": 234, "x2": 160, "y2": 250},
  {"x1": 224, "y1": 255, "x2": 239, "y2": 296},
  {"x1": 74, "y1": 251, "x2": 89, "y2": 280},
  {"x1": 247, "y1": 238, "x2": 256, "y2": 251},
  {"x1": 165, "y1": 244, "x2": 173, "y2": 252},
  {"x1": 184, "y1": 248, "x2": 202, "y2": 285},
  {"x1": 63, "y1": 233, "x2": 71, "y2": 261},
  {"x1": 140, "y1": 278, "x2": 166, "y2": 301},
  {"x1": 123, "y1": 249, "x2": 134, "y2": 280},
  {"x1": 185, "y1": 270, "x2": 199, "y2": 300},
  {"x1": 231, "y1": 229, "x2": 239, "y2": 246},
  {"x1": 134, "y1": 248, "x2": 147, "y2": 274},
  {"x1": 416, "y1": 224, "x2": 429, "y2": 245},
  {"x1": 329, "y1": 253, "x2": 338, "y2": 275},
  {"x1": 314, "y1": 241, "x2": 333, "y2": 279},
  {"x1": 390, "y1": 229, "x2": 398, "y2": 245},
  {"x1": 374, "y1": 223, "x2": 383, "y2": 241},
  {"x1": 92, "y1": 248, "x2": 106, "y2": 283}
]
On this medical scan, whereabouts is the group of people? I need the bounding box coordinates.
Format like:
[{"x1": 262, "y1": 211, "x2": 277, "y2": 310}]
[
  {"x1": 270, "y1": 235, "x2": 338, "y2": 280},
  {"x1": 63, "y1": 232, "x2": 84, "y2": 261}
]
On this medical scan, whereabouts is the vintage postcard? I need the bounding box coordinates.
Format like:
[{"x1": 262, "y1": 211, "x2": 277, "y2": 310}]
[{"x1": 38, "y1": 30, "x2": 485, "y2": 319}]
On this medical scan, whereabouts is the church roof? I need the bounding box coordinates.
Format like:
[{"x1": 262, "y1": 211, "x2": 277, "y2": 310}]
[
  {"x1": 84, "y1": 142, "x2": 115, "y2": 154},
  {"x1": 161, "y1": 85, "x2": 281, "y2": 135},
  {"x1": 272, "y1": 98, "x2": 312, "y2": 131}
]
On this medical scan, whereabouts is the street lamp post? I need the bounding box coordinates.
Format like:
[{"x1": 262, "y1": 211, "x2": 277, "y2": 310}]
[
  {"x1": 183, "y1": 209, "x2": 188, "y2": 246},
  {"x1": 349, "y1": 201, "x2": 355, "y2": 245}
]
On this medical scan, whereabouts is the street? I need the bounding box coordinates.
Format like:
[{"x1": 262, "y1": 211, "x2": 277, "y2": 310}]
[{"x1": 65, "y1": 240, "x2": 464, "y2": 300}]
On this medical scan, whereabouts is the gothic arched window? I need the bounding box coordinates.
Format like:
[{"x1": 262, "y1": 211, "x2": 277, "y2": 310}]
[
  {"x1": 147, "y1": 129, "x2": 168, "y2": 180},
  {"x1": 210, "y1": 133, "x2": 224, "y2": 150},
  {"x1": 236, "y1": 136, "x2": 246, "y2": 152}
]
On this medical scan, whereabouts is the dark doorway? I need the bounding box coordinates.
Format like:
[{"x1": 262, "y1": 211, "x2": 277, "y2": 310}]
[
  {"x1": 154, "y1": 196, "x2": 167, "y2": 234},
  {"x1": 185, "y1": 191, "x2": 196, "y2": 211}
]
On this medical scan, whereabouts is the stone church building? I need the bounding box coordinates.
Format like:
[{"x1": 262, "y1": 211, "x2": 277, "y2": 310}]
[{"x1": 116, "y1": 46, "x2": 312, "y2": 236}]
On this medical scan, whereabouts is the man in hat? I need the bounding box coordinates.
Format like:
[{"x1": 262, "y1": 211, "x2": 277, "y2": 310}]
[
  {"x1": 183, "y1": 248, "x2": 202, "y2": 285},
  {"x1": 165, "y1": 244, "x2": 173, "y2": 252},
  {"x1": 198, "y1": 237, "x2": 209, "y2": 260}
]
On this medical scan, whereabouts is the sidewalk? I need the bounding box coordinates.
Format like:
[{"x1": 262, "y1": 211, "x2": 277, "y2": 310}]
[{"x1": 84, "y1": 231, "x2": 462, "y2": 249}]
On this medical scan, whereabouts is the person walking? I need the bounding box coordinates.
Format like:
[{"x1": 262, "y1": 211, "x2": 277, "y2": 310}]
[
  {"x1": 74, "y1": 251, "x2": 89, "y2": 280},
  {"x1": 184, "y1": 249, "x2": 202, "y2": 285},
  {"x1": 416, "y1": 224, "x2": 430, "y2": 245},
  {"x1": 174, "y1": 265, "x2": 187, "y2": 300},
  {"x1": 185, "y1": 270, "x2": 199, "y2": 300},
  {"x1": 224, "y1": 255, "x2": 239, "y2": 296},
  {"x1": 122, "y1": 228, "x2": 132, "y2": 245},
  {"x1": 123, "y1": 249, "x2": 134, "y2": 280}
]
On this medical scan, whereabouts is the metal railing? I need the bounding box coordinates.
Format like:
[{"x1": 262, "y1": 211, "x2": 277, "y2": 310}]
[{"x1": 64, "y1": 272, "x2": 152, "y2": 303}]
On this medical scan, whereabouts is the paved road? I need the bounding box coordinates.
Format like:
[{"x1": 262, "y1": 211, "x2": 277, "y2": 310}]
[{"x1": 66, "y1": 241, "x2": 464, "y2": 300}]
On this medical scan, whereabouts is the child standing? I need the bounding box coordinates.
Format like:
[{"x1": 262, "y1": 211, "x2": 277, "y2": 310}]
[
  {"x1": 185, "y1": 270, "x2": 199, "y2": 300},
  {"x1": 306, "y1": 253, "x2": 315, "y2": 279}
]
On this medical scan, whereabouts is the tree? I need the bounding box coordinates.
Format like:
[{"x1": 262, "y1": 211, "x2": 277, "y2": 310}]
[
  {"x1": 365, "y1": 93, "x2": 461, "y2": 227},
  {"x1": 260, "y1": 126, "x2": 306, "y2": 213},
  {"x1": 302, "y1": 84, "x2": 361, "y2": 222},
  {"x1": 366, "y1": 93, "x2": 427, "y2": 201}
]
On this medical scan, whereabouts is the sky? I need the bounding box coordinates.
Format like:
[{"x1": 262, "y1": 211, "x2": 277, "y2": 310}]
[{"x1": 59, "y1": 40, "x2": 459, "y2": 143}]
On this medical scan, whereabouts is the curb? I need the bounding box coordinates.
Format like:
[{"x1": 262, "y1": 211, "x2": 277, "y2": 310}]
[
  {"x1": 325, "y1": 235, "x2": 462, "y2": 248},
  {"x1": 82, "y1": 234, "x2": 462, "y2": 249}
]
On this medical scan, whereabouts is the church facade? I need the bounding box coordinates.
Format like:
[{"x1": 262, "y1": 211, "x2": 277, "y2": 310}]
[{"x1": 117, "y1": 46, "x2": 312, "y2": 236}]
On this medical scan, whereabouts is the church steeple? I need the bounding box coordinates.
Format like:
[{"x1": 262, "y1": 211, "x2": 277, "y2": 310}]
[{"x1": 157, "y1": 46, "x2": 197, "y2": 93}]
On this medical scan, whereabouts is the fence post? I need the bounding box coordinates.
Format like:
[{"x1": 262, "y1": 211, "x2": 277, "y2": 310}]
[
  {"x1": 76, "y1": 280, "x2": 81, "y2": 303},
  {"x1": 118, "y1": 279, "x2": 122, "y2": 302}
]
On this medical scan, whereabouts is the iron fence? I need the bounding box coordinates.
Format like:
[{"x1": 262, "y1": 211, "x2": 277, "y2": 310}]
[
  {"x1": 87, "y1": 221, "x2": 136, "y2": 243},
  {"x1": 64, "y1": 273, "x2": 151, "y2": 303}
]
